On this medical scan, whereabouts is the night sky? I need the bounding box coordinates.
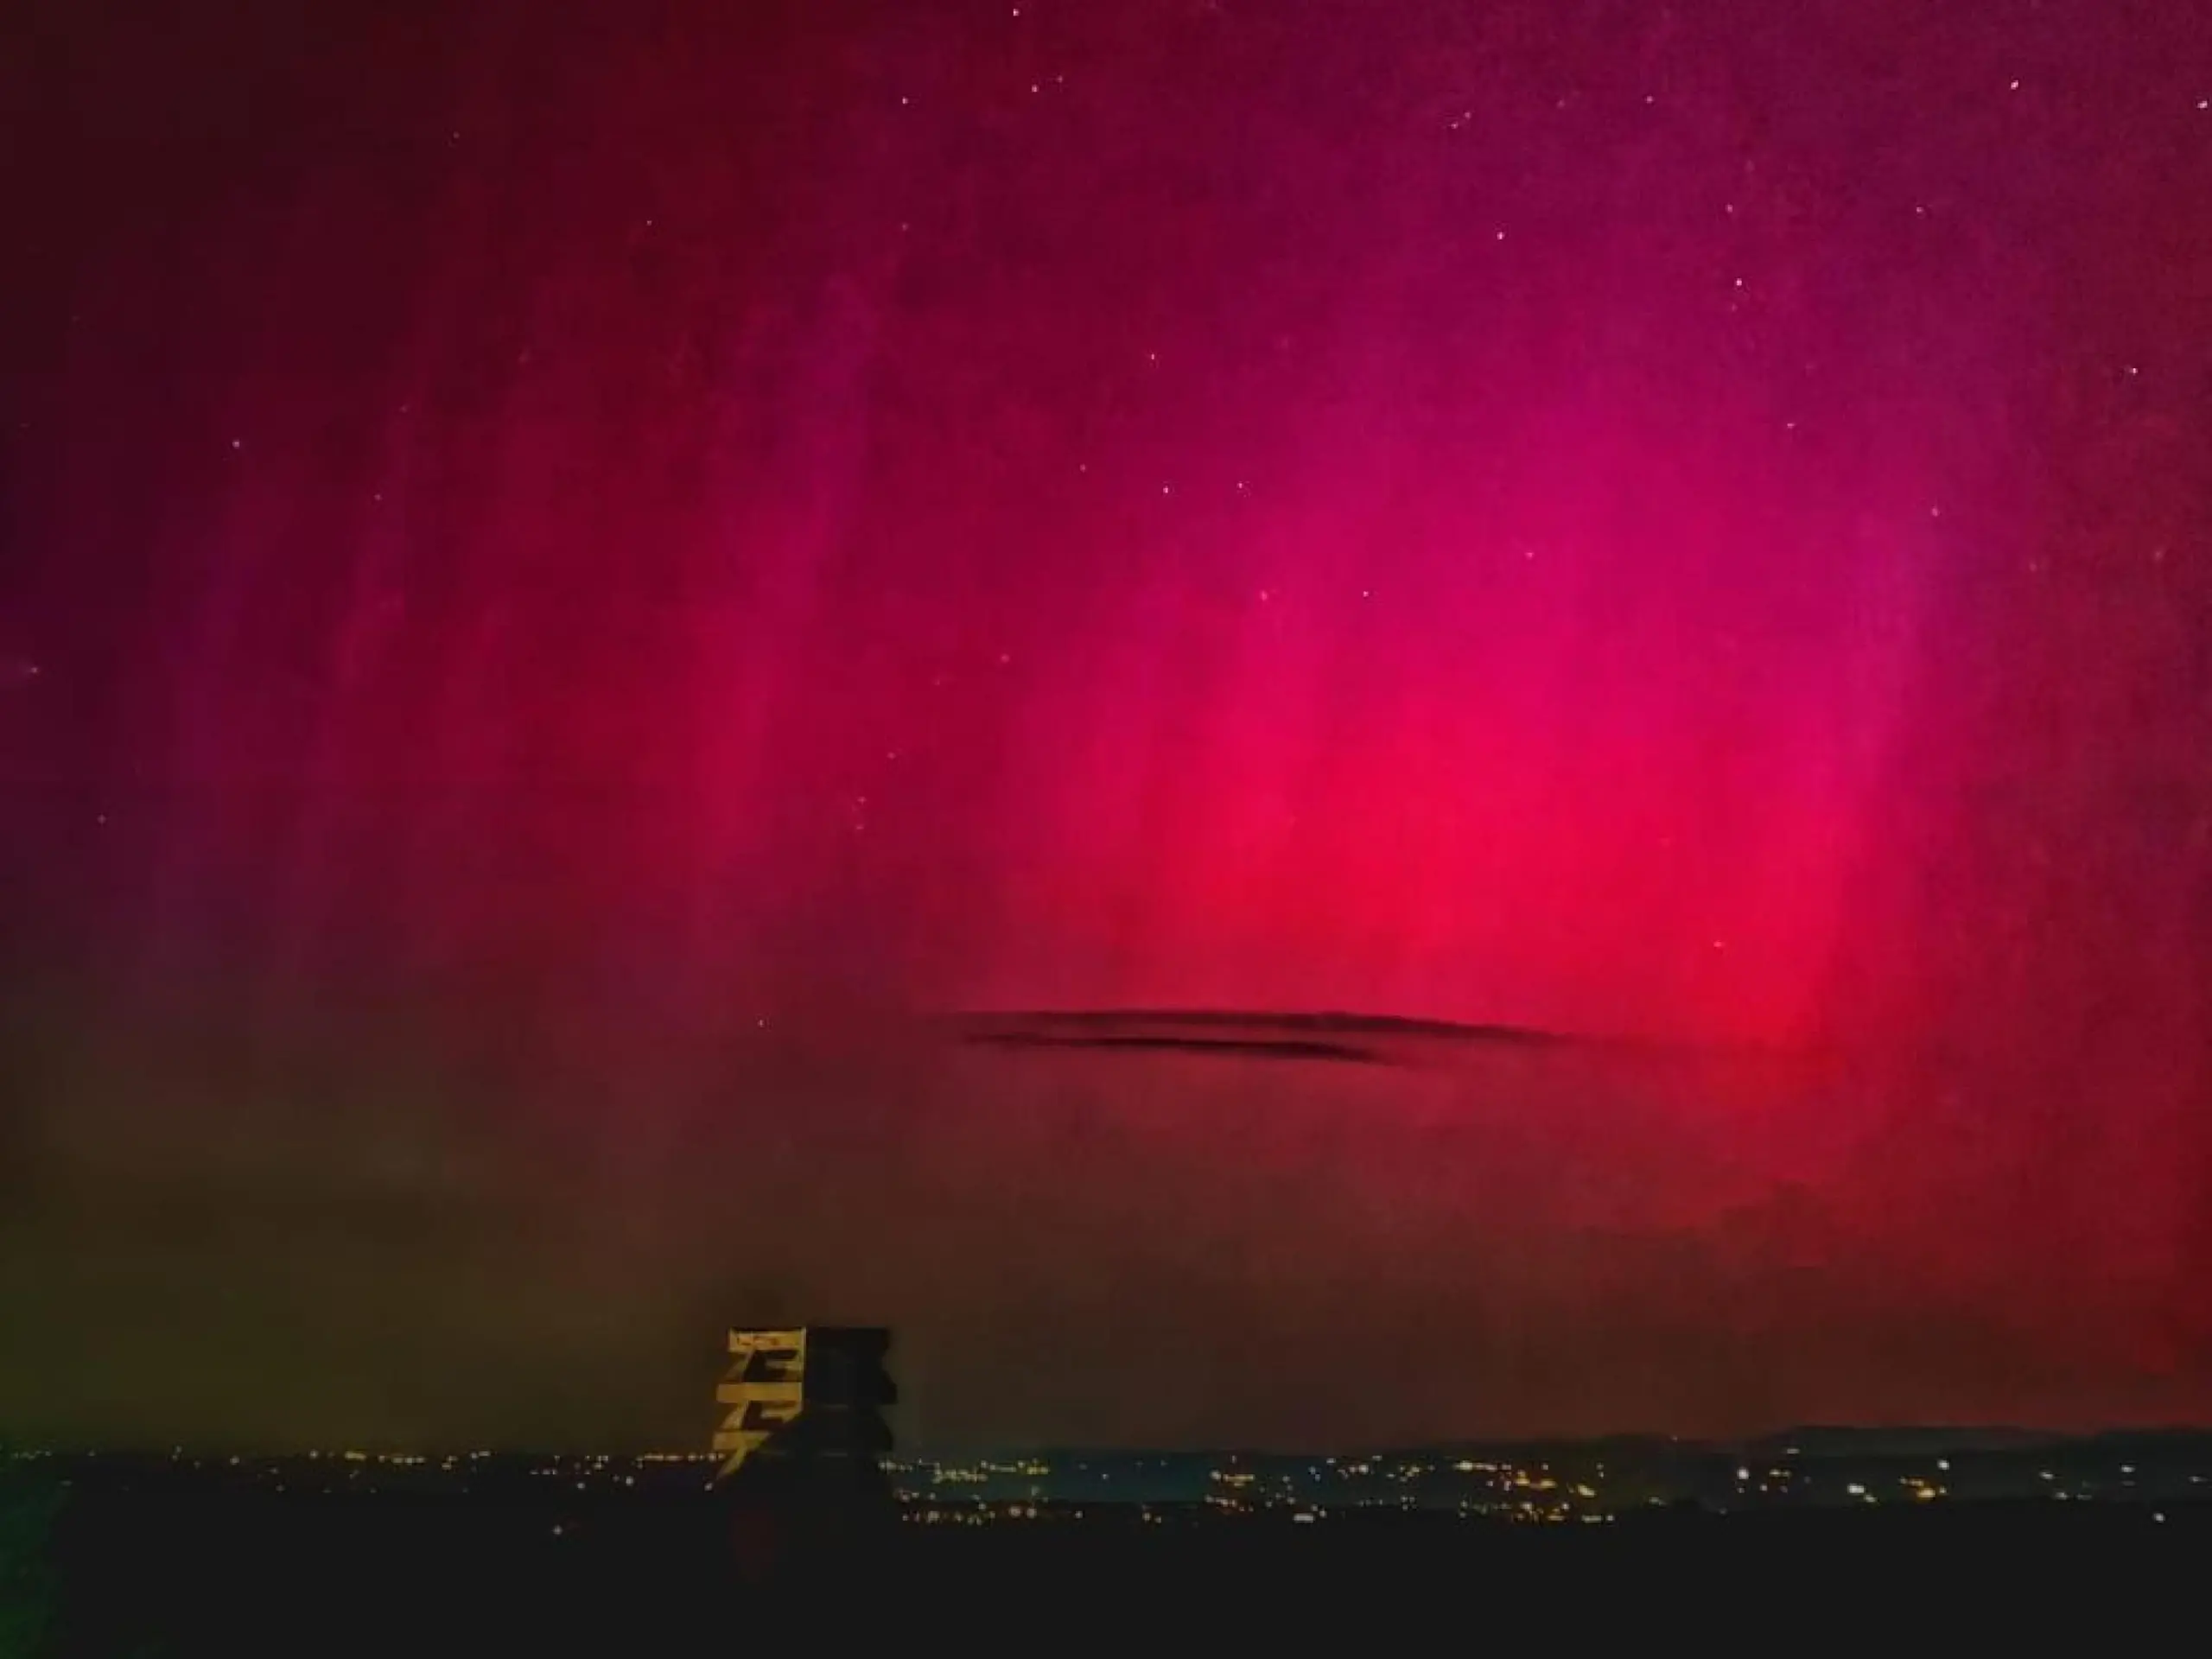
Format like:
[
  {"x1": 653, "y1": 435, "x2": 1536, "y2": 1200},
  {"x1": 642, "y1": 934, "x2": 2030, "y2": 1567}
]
[{"x1": 4, "y1": 0, "x2": 2210, "y2": 1450}]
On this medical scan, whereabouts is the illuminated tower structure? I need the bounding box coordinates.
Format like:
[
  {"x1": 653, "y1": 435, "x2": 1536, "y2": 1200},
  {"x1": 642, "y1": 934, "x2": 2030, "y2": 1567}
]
[{"x1": 712, "y1": 1325, "x2": 897, "y2": 1570}]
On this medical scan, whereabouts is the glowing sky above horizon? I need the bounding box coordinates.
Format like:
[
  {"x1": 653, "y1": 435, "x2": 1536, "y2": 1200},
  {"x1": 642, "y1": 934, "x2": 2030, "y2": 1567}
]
[{"x1": 3, "y1": 0, "x2": 2210, "y2": 1447}]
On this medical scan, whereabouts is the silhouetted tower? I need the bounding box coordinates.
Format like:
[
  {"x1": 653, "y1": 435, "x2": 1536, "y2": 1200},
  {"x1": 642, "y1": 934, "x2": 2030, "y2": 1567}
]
[{"x1": 712, "y1": 1326, "x2": 897, "y2": 1576}]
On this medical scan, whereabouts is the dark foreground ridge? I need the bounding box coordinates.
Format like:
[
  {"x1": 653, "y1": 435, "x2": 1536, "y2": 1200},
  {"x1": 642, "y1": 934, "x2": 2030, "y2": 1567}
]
[{"x1": 9, "y1": 1458, "x2": 2206, "y2": 1654}]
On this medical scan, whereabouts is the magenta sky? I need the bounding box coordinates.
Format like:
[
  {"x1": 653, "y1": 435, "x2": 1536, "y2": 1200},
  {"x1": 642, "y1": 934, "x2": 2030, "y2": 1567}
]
[{"x1": 3, "y1": 0, "x2": 2209, "y2": 1447}]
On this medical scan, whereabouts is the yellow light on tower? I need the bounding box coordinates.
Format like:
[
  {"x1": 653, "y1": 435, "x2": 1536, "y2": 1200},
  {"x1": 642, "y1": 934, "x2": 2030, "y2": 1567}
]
[{"x1": 712, "y1": 1327, "x2": 807, "y2": 1481}]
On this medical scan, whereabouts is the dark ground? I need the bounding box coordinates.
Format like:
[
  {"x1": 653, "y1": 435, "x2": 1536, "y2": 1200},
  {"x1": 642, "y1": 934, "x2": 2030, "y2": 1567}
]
[{"x1": 19, "y1": 1481, "x2": 2206, "y2": 1654}]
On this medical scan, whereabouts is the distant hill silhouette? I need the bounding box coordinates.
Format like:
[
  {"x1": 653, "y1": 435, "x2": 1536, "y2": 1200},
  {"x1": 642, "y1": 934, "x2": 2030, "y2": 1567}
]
[{"x1": 922, "y1": 1426, "x2": 2212, "y2": 1463}]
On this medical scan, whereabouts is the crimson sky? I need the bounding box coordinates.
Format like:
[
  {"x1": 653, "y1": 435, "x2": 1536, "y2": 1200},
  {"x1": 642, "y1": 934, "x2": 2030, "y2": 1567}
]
[{"x1": 3, "y1": 0, "x2": 2210, "y2": 1448}]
